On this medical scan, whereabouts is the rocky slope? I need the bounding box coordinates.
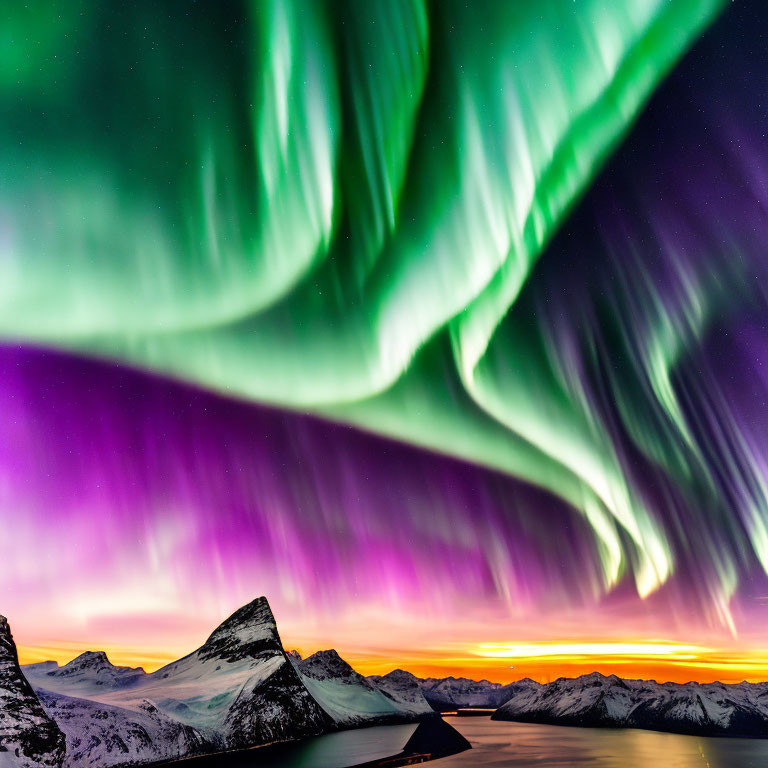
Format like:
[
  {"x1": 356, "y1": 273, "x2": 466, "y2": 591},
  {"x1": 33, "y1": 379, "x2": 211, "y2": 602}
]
[
  {"x1": 22, "y1": 597, "x2": 439, "y2": 766},
  {"x1": 367, "y1": 669, "x2": 438, "y2": 714},
  {"x1": 0, "y1": 616, "x2": 65, "y2": 768},
  {"x1": 15, "y1": 597, "x2": 485, "y2": 767},
  {"x1": 493, "y1": 672, "x2": 768, "y2": 737},
  {"x1": 295, "y1": 650, "x2": 434, "y2": 727},
  {"x1": 35, "y1": 691, "x2": 207, "y2": 768},
  {"x1": 79, "y1": 597, "x2": 332, "y2": 751}
]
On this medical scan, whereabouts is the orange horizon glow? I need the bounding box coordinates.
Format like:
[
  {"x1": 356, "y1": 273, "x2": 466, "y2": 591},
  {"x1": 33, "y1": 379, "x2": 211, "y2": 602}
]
[{"x1": 16, "y1": 638, "x2": 768, "y2": 686}]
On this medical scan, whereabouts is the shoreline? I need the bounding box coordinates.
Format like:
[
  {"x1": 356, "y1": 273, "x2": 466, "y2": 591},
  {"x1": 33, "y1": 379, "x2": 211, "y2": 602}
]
[{"x1": 153, "y1": 717, "x2": 470, "y2": 768}]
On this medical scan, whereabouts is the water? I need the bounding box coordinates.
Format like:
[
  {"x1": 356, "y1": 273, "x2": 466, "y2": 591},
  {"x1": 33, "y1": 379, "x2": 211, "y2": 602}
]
[
  {"x1": 432, "y1": 716, "x2": 768, "y2": 767},
  {"x1": 157, "y1": 717, "x2": 768, "y2": 767},
  {"x1": 162, "y1": 723, "x2": 420, "y2": 767}
]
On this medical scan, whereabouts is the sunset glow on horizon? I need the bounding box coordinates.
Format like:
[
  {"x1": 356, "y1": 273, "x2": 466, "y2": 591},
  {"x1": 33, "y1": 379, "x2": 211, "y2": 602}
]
[{"x1": 15, "y1": 634, "x2": 768, "y2": 686}]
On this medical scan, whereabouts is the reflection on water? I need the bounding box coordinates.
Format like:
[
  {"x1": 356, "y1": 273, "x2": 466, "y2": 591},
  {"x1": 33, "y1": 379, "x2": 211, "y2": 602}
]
[
  {"x1": 433, "y1": 717, "x2": 768, "y2": 768},
  {"x1": 157, "y1": 717, "x2": 470, "y2": 767},
  {"x1": 167, "y1": 724, "x2": 418, "y2": 768}
]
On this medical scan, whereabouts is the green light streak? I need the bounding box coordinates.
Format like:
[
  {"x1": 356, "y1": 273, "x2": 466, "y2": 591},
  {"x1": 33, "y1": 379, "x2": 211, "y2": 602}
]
[{"x1": 0, "y1": 0, "x2": 726, "y2": 597}]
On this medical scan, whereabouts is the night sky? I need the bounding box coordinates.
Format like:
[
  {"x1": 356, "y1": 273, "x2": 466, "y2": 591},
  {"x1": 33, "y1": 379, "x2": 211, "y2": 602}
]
[{"x1": 4, "y1": 0, "x2": 768, "y2": 683}]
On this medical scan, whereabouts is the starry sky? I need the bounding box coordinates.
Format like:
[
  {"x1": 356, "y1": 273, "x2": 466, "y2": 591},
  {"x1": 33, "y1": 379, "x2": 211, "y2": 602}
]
[{"x1": 4, "y1": 0, "x2": 768, "y2": 684}]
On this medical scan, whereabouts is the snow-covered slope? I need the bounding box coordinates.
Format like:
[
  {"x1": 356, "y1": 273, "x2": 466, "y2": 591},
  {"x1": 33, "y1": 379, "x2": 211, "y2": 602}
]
[
  {"x1": 91, "y1": 597, "x2": 331, "y2": 750},
  {"x1": 19, "y1": 598, "x2": 334, "y2": 766},
  {"x1": 366, "y1": 670, "x2": 435, "y2": 716},
  {"x1": 35, "y1": 691, "x2": 207, "y2": 768},
  {"x1": 295, "y1": 650, "x2": 433, "y2": 727},
  {"x1": 23, "y1": 653, "x2": 145, "y2": 697},
  {"x1": 15, "y1": 597, "x2": 438, "y2": 767},
  {"x1": 417, "y1": 676, "x2": 523, "y2": 710},
  {"x1": 0, "y1": 616, "x2": 65, "y2": 768},
  {"x1": 493, "y1": 672, "x2": 768, "y2": 737}
]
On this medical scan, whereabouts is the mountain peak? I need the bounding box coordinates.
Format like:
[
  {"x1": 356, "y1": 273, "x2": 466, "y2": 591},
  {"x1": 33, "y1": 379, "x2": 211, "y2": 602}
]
[
  {"x1": 299, "y1": 649, "x2": 363, "y2": 682},
  {"x1": 67, "y1": 650, "x2": 111, "y2": 669},
  {"x1": 384, "y1": 667, "x2": 418, "y2": 680},
  {"x1": 0, "y1": 615, "x2": 18, "y2": 661},
  {"x1": 0, "y1": 615, "x2": 11, "y2": 648},
  {"x1": 45, "y1": 649, "x2": 147, "y2": 685},
  {"x1": 199, "y1": 596, "x2": 284, "y2": 663},
  {"x1": 384, "y1": 669, "x2": 420, "y2": 683},
  {"x1": 0, "y1": 615, "x2": 67, "y2": 766},
  {"x1": 570, "y1": 672, "x2": 610, "y2": 685},
  {"x1": 306, "y1": 649, "x2": 344, "y2": 663}
]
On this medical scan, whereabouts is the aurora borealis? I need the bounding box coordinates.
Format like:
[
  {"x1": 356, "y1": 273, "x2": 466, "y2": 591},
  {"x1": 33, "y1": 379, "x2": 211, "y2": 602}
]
[{"x1": 5, "y1": 0, "x2": 768, "y2": 684}]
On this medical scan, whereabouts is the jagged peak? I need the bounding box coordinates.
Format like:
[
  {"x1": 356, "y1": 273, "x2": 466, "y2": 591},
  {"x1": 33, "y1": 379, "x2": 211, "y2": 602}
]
[
  {"x1": 549, "y1": 672, "x2": 630, "y2": 689},
  {"x1": 49, "y1": 650, "x2": 146, "y2": 678},
  {"x1": 0, "y1": 616, "x2": 21, "y2": 662},
  {"x1": 0, "y1": 615, "x2": 12, "y2": 646},
  {"x1": 299, "y1": 649, "x2": 363, "y2": 682},
  {"x1": 510, "y1": 677, "x2": 540, "y2": 686},
  {"x1": 205, "y1": 596, "x2": 275, "y2": 640},
  {"x1": 199, "y1": 595, "x2": 284, "y2": 663},
  {"x1": 564, "y1": 671, "x2": 608, "y2": 684},
  {"x1": 67, "y1": 650, "x2": 112, "y2": 667},
  {"x1": 304, "y1": 649, "x2": 344, "y2": 663},
  {"x1": 382, "y1": 668, "x2": 420, "y2": 683}
]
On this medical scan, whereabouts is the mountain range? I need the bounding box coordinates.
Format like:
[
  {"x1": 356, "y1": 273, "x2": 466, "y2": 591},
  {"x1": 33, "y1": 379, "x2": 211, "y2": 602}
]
[
  {"x1": 408, "y1": 672, "x2": 522, "y2": 710},
  {"x1": 2, "y1": 597, "x2": 441, "y2": 768},
  {"x1": 493, "y1": 672, "x2": 768, "y2": 737},
  {"x1": 6, "y1": 600, "x2": 768, "y2": 767}
]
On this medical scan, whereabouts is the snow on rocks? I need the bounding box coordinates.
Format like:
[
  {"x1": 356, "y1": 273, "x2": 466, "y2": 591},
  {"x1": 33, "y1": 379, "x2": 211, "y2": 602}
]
[{"x1": 0, "y1": 616, "x2": 65, "y2": 768}]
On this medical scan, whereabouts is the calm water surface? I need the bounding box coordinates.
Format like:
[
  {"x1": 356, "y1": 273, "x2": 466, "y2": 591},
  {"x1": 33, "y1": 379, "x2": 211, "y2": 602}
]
[
  {"x1": 432, "y1": 717, "x2": 768, "y2": 768},
  {"x1": 167, "y1": 723, "x2": 419, "y2": 767}
]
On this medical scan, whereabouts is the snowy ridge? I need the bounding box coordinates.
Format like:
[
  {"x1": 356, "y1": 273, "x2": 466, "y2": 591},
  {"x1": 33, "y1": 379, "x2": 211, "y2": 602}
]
[
  {"x1": 196, "y1": 596, "x2": 280, "y2": 663},
  {"x1": 367, "y1": 670, "x2": 436, "y2": 715},
  {"x1": 16, "y1": 596, "x2": 436, "y2": 767},
  {"x1": 493, "y1": 672, "x2": 768, "y2": 737},
  {"x1": 417, "y1": 675, "x2": 524, "y2": 710},
  {"x1": 295, "y1": 651, "x2": 434, "y2": 728},
  {"x1": 24, "y1": 653, "x2": 145, "y2": 698},
  {"x1": 0, "y1": 616, "x2": 65, "y2": 768},
  {"x1": 18, "y1": 598, "x2": 331, "y2": 765},
  {"x1": 35, "y1": 690, "x2": 207, "y2": 768},
  {"x1": 69, "y1": 597, "x2": 331, "y2": 750},
  {"x1": 361, "y1": 670, "x2": 522, "y2": 711}
]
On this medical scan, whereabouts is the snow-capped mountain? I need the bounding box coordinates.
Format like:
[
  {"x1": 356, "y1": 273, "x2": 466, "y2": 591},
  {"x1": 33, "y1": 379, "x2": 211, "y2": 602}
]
[
  {"x1": 359, "y1": 670, "x2": 525, "y2": 711},
  {"x1": 18, "y1": 597, "x2": 440, "y2": 767},
  {"x1": 0, "y1": 616, "x2": 65, "y2": 768},
  {"x1": 493, "y1": 672, "x2": 768, "y2": 737},
  {"x1": 23, "y1": 653, "x2": 145, "y2": 697},
  {"x1": 417, "y1": 675, "x2": 523, "y2": 710},
  {"x1": 35, "y1": 691, "x2": 208, "y2": 768},
  {"x1": 79, "y1": 597, "x2": 332, "y2": 751},
  {"x1": 294, "y1": 650, "x2": 433, "y2": 727},
  {"x1": 367, "y1": 669, "x2": 437, "y2": 714},
  {"x1": 12, "y1": 596, "x2": 465, "y2": 768}
]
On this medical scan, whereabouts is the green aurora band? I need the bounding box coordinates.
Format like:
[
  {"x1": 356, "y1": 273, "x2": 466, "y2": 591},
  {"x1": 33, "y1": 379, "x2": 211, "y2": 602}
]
[{"x1": 0, "y1": 1, "x2": 728, "y2": 604}]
